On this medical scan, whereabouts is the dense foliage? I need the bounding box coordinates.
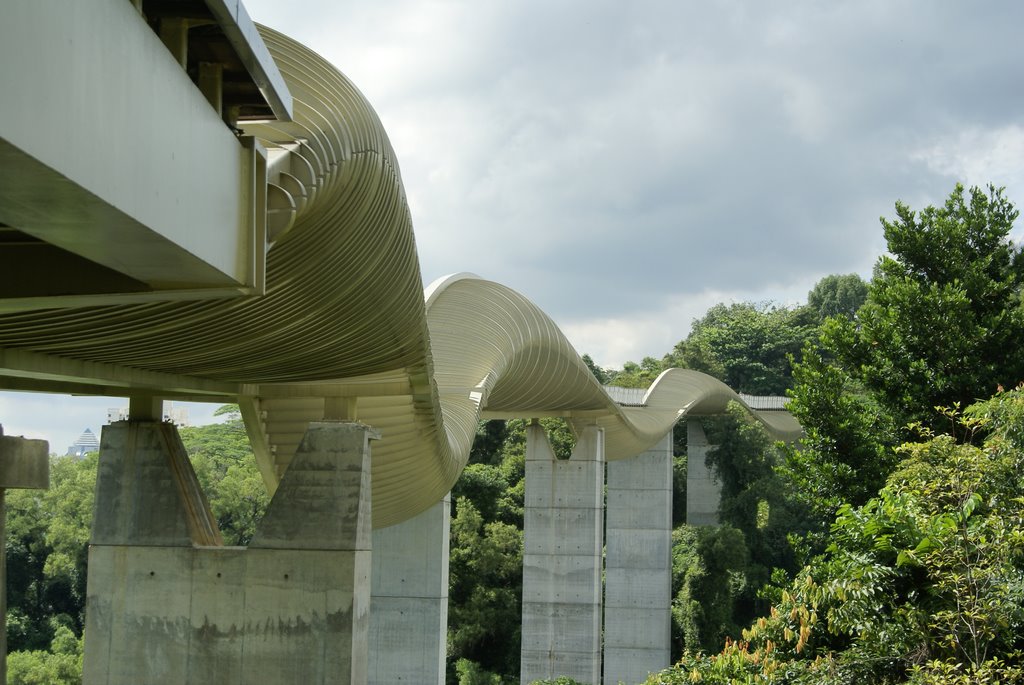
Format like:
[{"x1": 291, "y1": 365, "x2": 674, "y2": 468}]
[
  {"x1": 807, "y1": 184, "x2": 1024, "y2": 439},
  {"x1": 664, "y1": 303, "x2": 818, "y2": 395},
  {"x1": 648, "y1": 184, "x2": 1024, "y2": 684},
  {"x1": 648, "y1": 389, "x2": 1024, "y2": 684},
  {"x1": 783, "y1": 184, "x2": 1024, "y2": 531},
  {"x1": 806, "y1": 273, "x2": 868, "y2": 321},
  {"x1": 186, "y1": 405, "x2": 270, "y2": 546},
  {"x1": 6, "y1": 454, "x2": 96, "y2": 661}
]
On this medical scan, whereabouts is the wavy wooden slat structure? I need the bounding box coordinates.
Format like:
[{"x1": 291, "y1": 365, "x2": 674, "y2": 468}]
[{"x1": 0, "y1": 28, "x2": 799, "y2": 528}]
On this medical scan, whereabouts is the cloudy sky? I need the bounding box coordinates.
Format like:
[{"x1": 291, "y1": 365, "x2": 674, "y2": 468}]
[
  {"x1": 241, "y1": 0, "x2": 1024, "y2": 367},
  {"x1": 3, "y1": 0, "x2": 1023, "y2": 451}
]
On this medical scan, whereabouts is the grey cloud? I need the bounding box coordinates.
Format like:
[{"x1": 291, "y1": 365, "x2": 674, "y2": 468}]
[{"x1": 244, "y1": 0, "x2": 1024, "y2": 346}]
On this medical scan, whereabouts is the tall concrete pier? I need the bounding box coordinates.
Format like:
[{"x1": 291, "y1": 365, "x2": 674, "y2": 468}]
[
  {"x1": 685, "y1": 419, "x2": 720, "y2": 526},
  {"x1": 521, "y1": 422, "x2": 605, "y2": 685},
  {"x1": 83, "y1": 420, "x2": 377, "y2": 685},
  {"x1": 369, "y1": 494, "x2": 450, "y2": 685},
  {"x1": 603, "y1": 432, "x2": 673, "y2": 684}
]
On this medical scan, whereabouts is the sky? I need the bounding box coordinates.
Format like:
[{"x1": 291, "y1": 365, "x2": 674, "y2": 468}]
[
  {"x1": 2, "y1": 0, "x2": 1023, "y2": 452},
  {"x1": 238, "y1": 0, "x2": 1024, "y2": 365}
]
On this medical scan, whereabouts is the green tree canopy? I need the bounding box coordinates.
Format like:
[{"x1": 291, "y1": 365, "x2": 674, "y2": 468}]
[
  {"x1": 781, "y1": 344, "x2": 899, "y2": 523},
  {"x1": 606, "y1": 356, "x2": 665, "y2": 388},
  {"x1": 665, "y1": 302, "x2": 817, "y2": 395},
  {"x1": 807, "y1": 273, "x2": 868, "y2": 320},
  {"x1": 840, "y1": 184, "x2": 1024, "y2": 433},
  {"x1": 580, "y1": 353, "x2": 610, "y2": 385},
  {"x1": 784, "y1": 184, "x2": 1024, "y2": 529},
  {"x1": 654, "y1": 388, "x2": 1024, "y2": 684},
  {"x1": 448, "y1": 496, "x2": 523, "y2": 680}
]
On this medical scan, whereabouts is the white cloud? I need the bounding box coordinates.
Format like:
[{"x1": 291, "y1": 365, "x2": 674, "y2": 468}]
[
  {"x1": 910, "y1": 125, "x2": 1024, "y2": 243},
  {"x1": 913, "y1": 126, "x2": 1024, "y2": 188}
]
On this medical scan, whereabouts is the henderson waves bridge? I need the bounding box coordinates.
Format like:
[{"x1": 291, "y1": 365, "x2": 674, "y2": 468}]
[{"x1": 0, "y1": 2, "x2": 801, "y2": 684}]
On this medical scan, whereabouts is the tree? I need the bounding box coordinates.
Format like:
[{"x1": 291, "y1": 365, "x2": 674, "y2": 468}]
[
  {"x1": 580, "y1": 353, "x2": 610, "y2": 385},
  {"x1": 607, "y1": 356, "x2": 665, "y2": 389},
  {"x1": 670, "y1": 524, "x2": 752, "y2": 655},
  {"x1": 783, "y1": 184, "x2": 1024, "y2": 527},
  {"x1": 693, "y1": 404, "x2": 808, "y2": 636},
  {"x1": 6, "y1": 625, "x2": 83, "y2": 685},
  {"x1": 781, "y1": 344, "x2": 899, "y2": 524},
  {"x1": 447, "y1": 497, "x2": 523, "y2": 681},
  {"x1": 454, "y1": 658, "x2": 503, "y2": 685},
  {"x1": 469, "y1": 420, "x2": 509, "y2": 467},
  {"x1": 812, "y1": 394, "x2": 1024, "y2": 681},
  {"x1": 665, "y1": 302, "x2": 817, "y2": 395},
  {"x1": 839, "y1": 184, "x2": 1024, "y2": 434},
  {"x1": 807, "y1": 273, "x2": 868, "y2": 321},
  {"x1": 5, "y1": 453, "x2": 97, "y2": 653}
]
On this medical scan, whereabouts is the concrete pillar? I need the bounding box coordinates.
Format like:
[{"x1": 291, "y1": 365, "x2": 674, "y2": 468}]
[
  {"x1": 0, "y1": 426, "x2": 49, "y2": 683},
  {"x1": 369, "y1": 494, "x2": 450, "y2": 685},
  {"x1": 686, "y1": 419, "x2": 720, "y2": 526},
  {"x1": 83, "y1": 420, "x2": 377, "y2": 685},
  {"x1": 603, "y1": 432, "x2": 672, "y2": 685},
  {"x1": 521, "y1": 422, "x2": 604, "y2": 685}
]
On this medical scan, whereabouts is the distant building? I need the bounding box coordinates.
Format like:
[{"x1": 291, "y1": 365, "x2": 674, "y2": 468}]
[{"x1": 66, "y1": 428, "x2": 99, "y2": 458}]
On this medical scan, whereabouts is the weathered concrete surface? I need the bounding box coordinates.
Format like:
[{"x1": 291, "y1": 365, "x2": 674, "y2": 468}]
[
  {"x1": 686, "y1": 419, "x2": 720, "y2": 526},
  {"x1": 521, "y1": 422, "x2": 604, "y2": 685},
  {"x1": 250, "y1": 421, "x2": 376, "y2": 551},
  {"x1": 604, "y1": 432, "x2": 672, "y2": 685},
  {"x1": 369, "y1": 494, "x2": 450, "y2": 684},
  {"x1": 84, "y1": 420, "x2": 375, "y2": 685},
  {"x1": 91, "y1": 421, "x2": 220, "y2": 547},
  {"x1": 0, "y1": 431, "x2": 49, "y2": 490}
]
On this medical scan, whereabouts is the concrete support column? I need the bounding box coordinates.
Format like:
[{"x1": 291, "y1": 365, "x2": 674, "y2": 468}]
[
  {"x1": 686, "y1": 419, "x2": 720, "y2": 526},
  {"x1": 0, "y1": 426, "x2": 49, "y2": 683},
  {"x1": 603, "y1": 432, "x2": 673, "y2": 685},
  {"x1": 83, "y1": 420, "x2": 377, "y2": 685},
  {"x1": 369, "y1": 493, "x2": 450, "y2": 685},
  {"x1": 521, "y1": 422, "x2": 604, "y2": 685}
]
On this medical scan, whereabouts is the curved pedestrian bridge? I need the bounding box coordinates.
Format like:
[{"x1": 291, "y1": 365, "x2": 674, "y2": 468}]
[
  {"x1": 0, "y1": 12, "x2": 800, "y2": 684},
  {"x1": 0, "y1": 26, "x2": 798, "y2": 529}
]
